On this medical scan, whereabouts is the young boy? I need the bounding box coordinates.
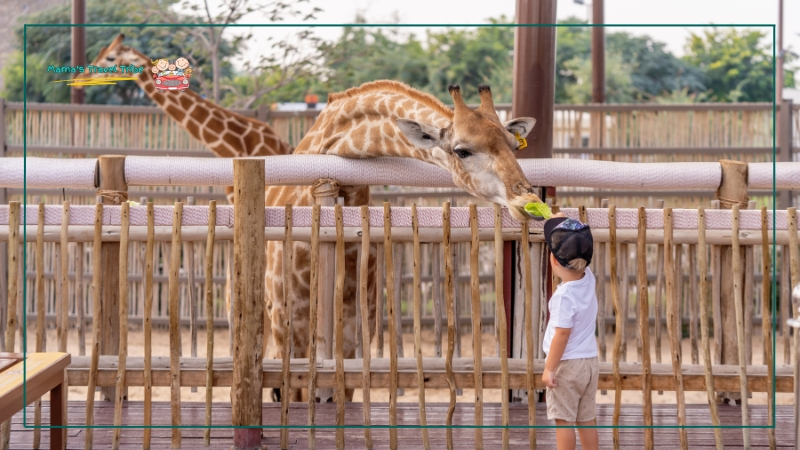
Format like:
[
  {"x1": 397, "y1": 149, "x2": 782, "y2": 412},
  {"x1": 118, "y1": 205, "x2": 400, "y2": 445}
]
[{"x1": 541, "y1": 213, "x2": 599, "y2": 450}]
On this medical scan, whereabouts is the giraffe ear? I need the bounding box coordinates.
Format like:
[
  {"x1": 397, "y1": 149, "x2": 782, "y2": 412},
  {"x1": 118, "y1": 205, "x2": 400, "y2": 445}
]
[
  {"x1": 396, "y1": 119, "x2": 442, "y2": 149},
  {"x1": 504, "y1": 117, "x2": 536, "y2": 138}
]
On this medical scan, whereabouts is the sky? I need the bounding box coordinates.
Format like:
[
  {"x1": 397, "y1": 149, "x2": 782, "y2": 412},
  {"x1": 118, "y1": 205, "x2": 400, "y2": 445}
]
[{"x1": 184, "y1": 0, "x2": 800, "y2": 74}]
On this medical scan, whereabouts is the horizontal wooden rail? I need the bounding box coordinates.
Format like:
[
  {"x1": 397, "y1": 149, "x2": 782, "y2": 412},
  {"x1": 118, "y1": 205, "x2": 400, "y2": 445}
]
[{"x1": 64, "y1": 356, "x2": 793, "y2": 393}]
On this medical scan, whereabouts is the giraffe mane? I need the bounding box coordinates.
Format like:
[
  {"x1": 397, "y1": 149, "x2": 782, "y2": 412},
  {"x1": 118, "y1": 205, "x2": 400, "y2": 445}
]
[{"x1": 327, "y1": 80, "x2": 455, "y2": 120}]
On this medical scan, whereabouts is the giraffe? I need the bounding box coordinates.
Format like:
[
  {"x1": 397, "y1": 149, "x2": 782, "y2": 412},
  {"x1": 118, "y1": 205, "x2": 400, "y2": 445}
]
[
  {"x1": 267, "y1": 80, "x2": 544, "y2": 402},
  {"x1": 74, "y1": 33, "x2": 295, "y2": 356}
]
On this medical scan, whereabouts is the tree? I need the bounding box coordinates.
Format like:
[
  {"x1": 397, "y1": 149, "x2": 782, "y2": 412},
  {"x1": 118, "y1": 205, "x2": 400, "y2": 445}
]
[
  {"x1": 1, "y1": 0, "x2": 222, "y2": 104},
  {"x1": 683, "y1": 28, "x2": 776, "y2": 102},
  {"x1": 562, "y1": 51, "x2": 635, "y2": 104},
  {"x1": 153, "y1": 0, "x2": 322, "y2": 104}
]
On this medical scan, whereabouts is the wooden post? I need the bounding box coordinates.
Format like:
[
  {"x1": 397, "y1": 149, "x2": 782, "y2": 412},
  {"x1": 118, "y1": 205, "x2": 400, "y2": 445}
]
[
  {"x1": 637, "y1": 208, "x2": 653, "y2": 449},
  {"x1": 715, "y1": 160, "x2": 748, "y2": 402},
  {"x1": 96, "y1": 155, "x2": 128, "y2": 402},
  {"x1": 314, "y1": 181, "x2": 338, "y2": 404},
  {"x1": 0, "y1": 98, "x2": 7, "y2": 340},
  {"x1": 231, "y1": 159, "x2": 266, "y2": 450},
  {"x1": 71, "y1": 0, "x2": 86, "y2": 105}
]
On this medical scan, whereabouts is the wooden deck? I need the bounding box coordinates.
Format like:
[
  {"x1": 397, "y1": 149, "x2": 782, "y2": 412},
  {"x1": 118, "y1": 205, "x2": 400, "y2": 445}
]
[{"x1": 6, "y1": 401, "x2": 794, "y2": 449}]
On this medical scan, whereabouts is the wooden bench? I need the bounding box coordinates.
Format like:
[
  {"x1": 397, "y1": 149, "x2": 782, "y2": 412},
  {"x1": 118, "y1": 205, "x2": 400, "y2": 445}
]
[{"x1": 0, "y1": 352, "x2": 71, "y2": 450}]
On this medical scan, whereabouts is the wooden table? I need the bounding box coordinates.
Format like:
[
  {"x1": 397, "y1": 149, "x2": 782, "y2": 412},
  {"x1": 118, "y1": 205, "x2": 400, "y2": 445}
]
[{"x1": 0, "y1": 352, "x2": 71, "y2": 450}]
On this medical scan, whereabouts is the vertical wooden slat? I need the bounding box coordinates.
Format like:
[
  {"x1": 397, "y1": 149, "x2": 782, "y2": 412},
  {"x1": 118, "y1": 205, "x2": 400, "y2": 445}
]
[
  {"x1": 597, "y1": 199, "x2": 608, "y2": 374},
  {"x1": 637, "y1": 207, "x2": 653, "y2": 449},
  {"x1": 384, "y1": 202, "x2": 398, "y2": 450},
  {"x1": 112, "y1": 202, "x2": 130, "y2": 450},
  {"x1": 521, "y1": 215, "x2": 536, "y2": 450},
  {"x1": 609, "y1": 205, "x2": 622, "y2": 450},
  {"x1": 204, "y1": 201, "x2": 217, "y2": 446},
  {"x1": 495, "y1": 203, "x2": 509, "y2": 450},
  {"x1": 59, "y1": 201, "x2": 70, "y2": 352},
  {"x1": 698, "y1": 208, "x2": 724, "y2": 450},
  {"x1": 620, "y1": 242, "x2": 628, "y2": 362},
  {"x1": 280, "y1": 204, "x2": 294, "y2": 450},
  {"x1": 443, "y1": 201, "x2": 456, "y2": 450},
  {"x1": 186, "y1": 196, "x2": 198, "y2": 392},
  {"x1": 85, "y1": 203, "x2": 103, "y2": 450},
  {"x1": 761, "y1": 207, "x2": 777, "y2": 450},
  {"x1": 433, "y1": 243, "x2": 443, "y2": 358},
  {"x1": 689, "y1": 244, "x2": 699, "y2": 365},
  {"x1": 359, "y1": 205, "x2": 373, "y2": 449},
  {"x1": 334, "y1": 204, "x2": 346, "y2": 450},
  {"x1": 143, "y1": 203, "x2": 154, "y2": 450},
  {"x1": 732, "y1": 205, "x2": 750, "y2": 449},
  {"x1": 33, "y1": 203, "x2": 45, "y2": 450},
  {"x1": 411, "y1": 204, "x2": 430, "y2": 449},
  {"x1": 169, "y1": 203, "x2": 183, "y2": 448},
  {"x1": 469, "y1": 205, "x2": 484, "y2": 450},
  {"x1": 665, "y1": 208, "x2": 688, "y2": 449},
  {"x1": 654, "y1": 200, "x2": 664, "y2": 372},
  {"x1": 308, "y1": 204, "x2": 321, "y2": 449},
  {"x1": 376, "y1": 243, "x2": 384, "y2": 359},
  {"x1": 76, "y1": 241, "x2": 85, "y2": 356},
  {"x1": 711, "y1": 200, "x2": 723, "y2": 365}
]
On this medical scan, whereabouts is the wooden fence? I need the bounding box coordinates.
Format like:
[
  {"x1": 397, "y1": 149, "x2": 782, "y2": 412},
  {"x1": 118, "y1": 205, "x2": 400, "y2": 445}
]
[{"x1": 0, "y1": 155, "x2": 797, "y2": 449}]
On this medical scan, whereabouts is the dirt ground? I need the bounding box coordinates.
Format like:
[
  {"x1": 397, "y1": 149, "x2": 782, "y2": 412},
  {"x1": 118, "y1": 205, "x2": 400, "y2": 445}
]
[{"x1": 24, "y1": 323, "x2": 794, "y2": 407}]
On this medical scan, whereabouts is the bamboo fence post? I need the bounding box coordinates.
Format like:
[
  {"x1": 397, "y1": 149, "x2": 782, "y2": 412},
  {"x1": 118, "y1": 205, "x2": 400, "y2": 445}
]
[
  {"x1": 433, "y1": 243, "x2": 443, "y2": 357},
  {"x1": 97, "y1": 155, "x2": 127, "y2": 402},
  {"x1": 112, "y1": 202, "x2": 130, "y2": 450},
  {"x1": 376, "y1": 243, "x2": 384, "y2": 359},
  {"x1": 0, "y1": 202, "x2": 19, "y2": 449},
  {"x1": 609, "y1": 205, "x2": 622, "y2": 450},
  {"x1": 308, "y1": 205, "x2": 321, "y2": 450},
  {"x1": 698, "y1": 208, "x2": 724, "y2": 450},
  {"x1": 620, "y1": 243, "x2": 629, "y2": 362},
  {"x1": 744, "y1": 200, "x2": 757, "y2": 366},
  {"x1": 469, "y1": 205, "x2": 484, "y2": 450},
  {"x1": 334, "y1": 204, "x2": 346, "y2": 450},
  {"x1": 33, "y1": 203, "x2": 45, "y2": 449},
  {"x1": 637, "y1": 208, "x2": 653, "y2": 449},
  {"x1": 359, "y1": 205, "x2": 373, "y2": 449},
  {"x1": 186, "y1": 196, "x2": 198, "y2": 392},
  {"x1": 204, "y1": 201, "x2": 217, "y2": 445},
  {"x1": 85, "y1": 204, "x2": 103, "y2": 450},
  {"x1": 76, "y1": 241, "x2": 85, "y2": 356},
  {"x1": 711, "y1": 200, "x2": 723, "y2": 366},
  {"x1": 143, "y1": 203, "x2": 154, "y2": 450},
  {"x1": 410, "y1": 204, "x2": 430, "y2": 449},
  {"x1": 655, "y1": 201, "x2": 666, "y2": 395},
  {"x1": 521, "y1": 216, "x2": 536, "y2": 450},
  {"x1": 281, "y1": 204, "x2": 294, "y2": 450},
  {"x1": 761, "y1": 207, "x2": 776, "y2": 450},
  {"x1": 59, "y1": 201, "x2": 69, "y2": 353},
  {"x1": 732, "y1": 204, "x2": 750, "y2": 448},
  {"x1": 169, "y1": 203, "x2": 183, "y2": 449},
  {"x1": 443, "y1": 201, "x2": 456, "y2": 450},
  {"x1": 384, "y1": 202, "x2": 398, "y2": 450},
  {"x1": 689, "y1": 244, "x2": 699, "y2": 365},
  {"x1": 495, "y1": 203, "x2": 510, "y2": 450},
  {"x1": 665, "y1": 208, "x2": 688, "y2": 449},
  {"x1": 231, "y1": 159, "x2": 266, "y2": 450},
  {"x1": 598, "y1": 199, "x2": 608, "y2": 373}
]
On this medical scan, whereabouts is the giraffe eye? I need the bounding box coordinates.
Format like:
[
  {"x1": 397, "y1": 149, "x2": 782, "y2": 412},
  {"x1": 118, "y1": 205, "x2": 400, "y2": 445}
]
[{"x1": 455, "y1": 149, "x2": 471, "y2": 159}]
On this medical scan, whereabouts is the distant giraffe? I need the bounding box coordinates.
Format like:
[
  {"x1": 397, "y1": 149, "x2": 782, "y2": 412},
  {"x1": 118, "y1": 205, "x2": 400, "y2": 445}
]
[{"x1": 266, "y1": 80, "x2": 543, "y2": 402}]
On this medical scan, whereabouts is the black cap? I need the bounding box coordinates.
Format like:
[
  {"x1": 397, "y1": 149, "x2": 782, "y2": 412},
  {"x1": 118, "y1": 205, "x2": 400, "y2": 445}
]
[{"x1": 544, "y1": 217, "x2": 594, "y2": 269}]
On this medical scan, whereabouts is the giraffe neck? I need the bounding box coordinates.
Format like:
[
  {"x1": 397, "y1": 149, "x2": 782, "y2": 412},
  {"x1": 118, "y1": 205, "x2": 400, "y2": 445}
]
[
  {"x1": 126, "y1": 48, "x2": 292, "y2": 158},
  {"x1": 292, "y1": 81, "x2": 453, "y2": 168}
]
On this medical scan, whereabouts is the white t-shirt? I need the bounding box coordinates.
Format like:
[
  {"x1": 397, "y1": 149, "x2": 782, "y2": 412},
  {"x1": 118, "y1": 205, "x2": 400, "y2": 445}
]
[{"x1": 542, "y1": 267, "x2": 599, "y2": 360}]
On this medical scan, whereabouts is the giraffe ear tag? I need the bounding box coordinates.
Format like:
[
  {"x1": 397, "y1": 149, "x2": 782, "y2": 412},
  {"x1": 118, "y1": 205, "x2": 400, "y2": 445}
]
[{"x1": 514, "y1": 132, "x2": 528, "y2": 151}]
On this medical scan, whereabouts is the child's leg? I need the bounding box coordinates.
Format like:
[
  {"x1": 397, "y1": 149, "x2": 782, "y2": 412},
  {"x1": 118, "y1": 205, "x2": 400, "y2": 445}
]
[
  {"x1": 576, "y1": 419, "x2": 598, "y2": 450},
  {"x1": 554, "y1": 419, "x2": 577, "y2": 450}
]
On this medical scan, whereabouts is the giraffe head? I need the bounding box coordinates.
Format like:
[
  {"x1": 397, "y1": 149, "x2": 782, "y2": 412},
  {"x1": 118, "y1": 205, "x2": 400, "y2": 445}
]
[
  {"x1": 396, "y1": 84, "x2": 544, "y2": 221},
  {"x1": 74, "y1": 34, "x2": 150, "y2": 81}
]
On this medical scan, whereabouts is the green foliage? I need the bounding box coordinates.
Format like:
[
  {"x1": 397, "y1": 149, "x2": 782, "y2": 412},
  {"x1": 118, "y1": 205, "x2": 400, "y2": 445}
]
[
  {"x1": 683, "y1": 28, "x2": 775, "y2": 102},
  {"x1": 2, "y1": 0, "x2": 234, "y2": 104}
]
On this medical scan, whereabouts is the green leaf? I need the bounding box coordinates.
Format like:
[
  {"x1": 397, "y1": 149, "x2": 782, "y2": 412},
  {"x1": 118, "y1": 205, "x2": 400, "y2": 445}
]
[{"x1": 524, "y1": 202, "x2": 552, "y2": 220}]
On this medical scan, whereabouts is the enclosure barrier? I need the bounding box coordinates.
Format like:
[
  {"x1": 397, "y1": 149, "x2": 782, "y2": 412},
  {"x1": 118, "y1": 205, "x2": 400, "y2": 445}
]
[{"x1": 0, "y1": 155, "x2": 797, "y2": 450}]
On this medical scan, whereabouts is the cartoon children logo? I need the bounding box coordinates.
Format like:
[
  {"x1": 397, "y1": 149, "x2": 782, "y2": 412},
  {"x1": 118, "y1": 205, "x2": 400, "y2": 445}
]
[{"x1": 150, "y1": 57, "x2": 193, "y2": 92}]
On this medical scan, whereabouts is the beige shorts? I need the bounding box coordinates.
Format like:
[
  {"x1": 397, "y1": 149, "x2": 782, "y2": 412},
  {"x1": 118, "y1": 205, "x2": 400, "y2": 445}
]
[{"x1": 546, "y1": 357, "x2": 599, "y2": 423}]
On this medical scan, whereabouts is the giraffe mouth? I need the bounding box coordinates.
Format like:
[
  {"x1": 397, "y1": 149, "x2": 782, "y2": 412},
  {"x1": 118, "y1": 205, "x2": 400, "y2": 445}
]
[{"x1": 508, "y1": 194, "x2": 546, "y2": 222}]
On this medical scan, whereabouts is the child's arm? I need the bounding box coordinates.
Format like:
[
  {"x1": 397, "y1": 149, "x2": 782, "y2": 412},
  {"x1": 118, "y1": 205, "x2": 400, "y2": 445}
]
[{"x1": 542, "y1": 327, "x2": 571, "y2": 388}]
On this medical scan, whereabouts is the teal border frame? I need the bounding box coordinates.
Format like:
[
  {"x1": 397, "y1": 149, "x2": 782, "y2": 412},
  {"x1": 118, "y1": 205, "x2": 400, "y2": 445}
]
[{"x1": 20, "y1": 22, "x2": 778, "y2": 432}]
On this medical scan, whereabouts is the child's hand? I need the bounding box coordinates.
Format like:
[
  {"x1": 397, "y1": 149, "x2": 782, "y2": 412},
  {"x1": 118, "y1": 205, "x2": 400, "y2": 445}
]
[{"x1": 542, "y1": 368, "x2": 557, "y2": 388}]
